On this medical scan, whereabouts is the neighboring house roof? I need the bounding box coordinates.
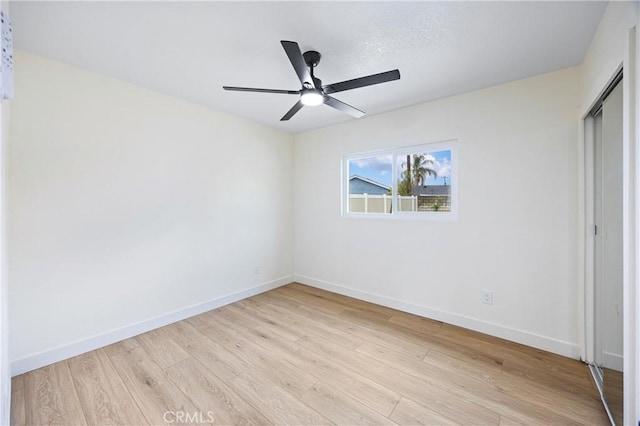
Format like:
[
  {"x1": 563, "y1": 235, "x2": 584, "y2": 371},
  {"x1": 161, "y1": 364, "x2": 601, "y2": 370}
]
[
  {"x1": 412, "y1": 185, "x2": 451, "y2": 196},
  {"x1": 349, "y1": 177, "x2": 449, "y2": 195},
  {"x1": 349, "y1": 175, "x2": 391, "y2": 191}
]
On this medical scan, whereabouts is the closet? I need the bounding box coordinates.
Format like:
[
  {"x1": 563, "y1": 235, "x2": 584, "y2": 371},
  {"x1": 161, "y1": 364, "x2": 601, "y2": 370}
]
[{"x1": 588, "y1": 71, "x2": 623, "y2": 425}]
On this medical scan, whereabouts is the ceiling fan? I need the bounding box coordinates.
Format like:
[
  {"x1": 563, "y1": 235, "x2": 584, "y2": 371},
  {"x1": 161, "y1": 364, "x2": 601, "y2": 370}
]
[{"x1": 223, "y1": 41, "x2": 401, "y2": 121}]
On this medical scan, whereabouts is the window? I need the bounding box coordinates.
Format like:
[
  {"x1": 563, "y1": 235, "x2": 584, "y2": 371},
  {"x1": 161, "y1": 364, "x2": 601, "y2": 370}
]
[
  {"x1": 342, "y1": 141, "x2": 457, "y2": 220},
  {"x1": 347, "y1": 155, "x2": 393, "y2": 214}
]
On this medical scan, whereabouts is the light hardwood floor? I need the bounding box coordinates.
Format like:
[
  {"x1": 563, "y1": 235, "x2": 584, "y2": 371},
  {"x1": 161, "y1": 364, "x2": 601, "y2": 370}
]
[
  {"x1": 603, "y1": 368, "x2": 623, "y2": 425},
  {"x1": 11, "y1": 283, "x2": 608, "y2": 425}
]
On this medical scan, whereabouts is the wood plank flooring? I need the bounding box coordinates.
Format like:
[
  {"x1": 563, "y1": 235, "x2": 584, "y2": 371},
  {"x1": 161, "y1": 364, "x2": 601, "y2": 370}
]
[
  {"x1": 11, "y1": 283, "x2": 609, "y2": 425},
  {"x1": 603, "y1": 368, "x2": 623, "y2": 425}
]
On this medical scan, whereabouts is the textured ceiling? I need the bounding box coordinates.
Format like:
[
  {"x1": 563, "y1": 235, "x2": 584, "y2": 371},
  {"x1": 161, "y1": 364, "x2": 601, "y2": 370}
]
[{"x1": 11, "y1": 1, "x2": 607, "y2": 134}]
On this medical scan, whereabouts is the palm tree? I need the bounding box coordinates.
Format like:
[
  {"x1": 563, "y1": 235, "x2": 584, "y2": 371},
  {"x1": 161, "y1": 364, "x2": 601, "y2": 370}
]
[
  {"x1": 411, "y1": 154, "x2": 437, "y2": 186},
  {"x1": 400, "y1": 154, "x2": 438, "y2": 193}
]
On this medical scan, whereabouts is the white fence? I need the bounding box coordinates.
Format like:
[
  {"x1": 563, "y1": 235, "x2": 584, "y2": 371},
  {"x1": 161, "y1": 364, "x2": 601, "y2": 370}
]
[{"x1": 349, "y1": 194, "x2": 450, "y2": 213}]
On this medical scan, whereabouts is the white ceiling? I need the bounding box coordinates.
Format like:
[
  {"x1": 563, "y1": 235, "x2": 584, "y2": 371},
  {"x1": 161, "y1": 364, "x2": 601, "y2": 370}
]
[{"x1": 11, "y1": 1, "x2": 607, "y2": 134}]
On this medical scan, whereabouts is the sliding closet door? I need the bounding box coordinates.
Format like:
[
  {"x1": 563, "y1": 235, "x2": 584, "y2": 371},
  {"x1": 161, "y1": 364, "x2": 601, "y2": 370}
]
[{"x1": 594, "y1": 79, "x2": 623, "y2": 425}]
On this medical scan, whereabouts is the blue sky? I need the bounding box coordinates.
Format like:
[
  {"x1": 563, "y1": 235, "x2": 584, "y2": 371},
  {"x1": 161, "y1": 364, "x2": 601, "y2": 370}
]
[{"x1": 349, "y1": 150, "x2": 452, "y2": 187}]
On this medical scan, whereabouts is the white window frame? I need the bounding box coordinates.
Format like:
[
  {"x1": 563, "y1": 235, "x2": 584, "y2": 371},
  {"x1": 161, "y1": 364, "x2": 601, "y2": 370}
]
[{"x1": 342, "y1": 140, "x2": 458, "y2": 221}]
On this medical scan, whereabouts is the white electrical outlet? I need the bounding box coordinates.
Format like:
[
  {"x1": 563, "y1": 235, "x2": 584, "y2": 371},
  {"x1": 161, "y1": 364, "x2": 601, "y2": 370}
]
[
  {"x1": 253, "y1": 266, "x2": 261, "y2": 275},
  {"x1": 481, "y1": 290, "x2": 493, "y2": 305}
]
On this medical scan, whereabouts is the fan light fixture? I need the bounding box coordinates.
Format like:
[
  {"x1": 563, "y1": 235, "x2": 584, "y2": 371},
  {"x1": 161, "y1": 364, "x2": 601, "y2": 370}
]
[{"x1": 300, "y1": 89, "x2": 323, "y2": 106}]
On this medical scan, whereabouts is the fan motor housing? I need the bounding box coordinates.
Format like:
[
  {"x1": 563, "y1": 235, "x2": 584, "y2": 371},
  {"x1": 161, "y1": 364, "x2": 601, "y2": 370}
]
[{"x1": 303, "y1": 50, "x2": 321, "y2": 68}]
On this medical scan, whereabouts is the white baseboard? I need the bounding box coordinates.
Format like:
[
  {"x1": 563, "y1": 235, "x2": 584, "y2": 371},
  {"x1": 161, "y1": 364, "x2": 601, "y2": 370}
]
[
  {"x1": 294, "y1": 274, "x2": 581, "y2": 360},
  {"x1": 602, "y1": 351, "x2": 623, "y2": 372},
  {"x1": 11, "y1": 276, "x2": 293, "y2": 376}
]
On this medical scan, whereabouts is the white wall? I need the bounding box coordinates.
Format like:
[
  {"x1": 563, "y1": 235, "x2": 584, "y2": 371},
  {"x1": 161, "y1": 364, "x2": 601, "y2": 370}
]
[
  {"x1": 0, "y1": 2, "x2": 10, "y2": 421},
  {"x1": 1, "y1": 100, "x2": 9, "y2": 426},
  {"x1": 9, "y1": 51, "x2": 294, "y2": 373},
  {"x1": 579, "y1": 2, "x2": 640, "y2": 423},
  {"x1": 294, "y1": 67, "x2": 581, "y2": 357}
]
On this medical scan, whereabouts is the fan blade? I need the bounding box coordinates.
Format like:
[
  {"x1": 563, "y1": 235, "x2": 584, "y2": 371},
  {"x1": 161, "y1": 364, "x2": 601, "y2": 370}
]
[
  {"x1": 223, "y1": 86, "x2": 300, "y2": 95},
  {"x1": 281, "y1": 41, "x2": 315, "y2": 88},
  {"x1": 322, "y1": 69, "x2": 400, "y2": 94},
  {"x1": 281, "y1": 100, "x2": 304, "y2": 121},
  {"x1": 323, "y1": 96, "x2": 365, "y2": 118}
]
